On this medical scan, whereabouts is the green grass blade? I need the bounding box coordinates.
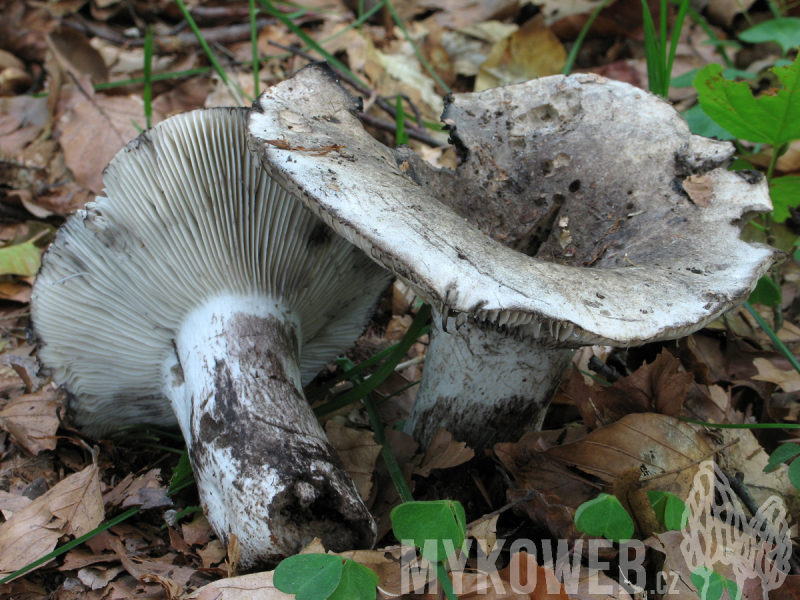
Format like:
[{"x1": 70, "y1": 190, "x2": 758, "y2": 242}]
[
  {"x1": 174, "y1": 0, "x2": 247, "y2": 105},
  {"x1": 143, "y1": 25, "x2": 154, "y2": 129},
  {"x1": 665, "y1": 0, "x2": 691, "y2": 92},
  {"x1": 744, "y1": 301, "x2": 800, "y2": 375},
  {"x1": 679, "y1": 417, "x2": 800, "y2": 429},
  {"x1": 314, "y1": 304, "x2": 432, "y2": 417},
  {"x1": 305, "y1": 324, "x2": 430, "y2": 400},
  {"x1": 0, "y1": 506, "x2": 140, "y2": 585},
  {"x1": 641, "y1": 0, "x2": 663, "y2": 95},
  {"x1": 395, "y1": 95, "x2": 409, "y2": 145},
  {"x1": 250, "y1": 0, "x2": 260, "y2": 97},
  {"x1": 562, "y1": 0, "x2": 613, "y2": 75},
  {"x1": 680, "y1": 3, "x2": 734, "y2": 68},
  {"x1": 258, "y1": 0, "x2": 369, "y2": 88},
  {"x1": 383, "y1": 0, "x2": 451, "y2": 93}
]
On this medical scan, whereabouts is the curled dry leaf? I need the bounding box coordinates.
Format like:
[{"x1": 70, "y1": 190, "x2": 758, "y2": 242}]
[
  {"x1": 543, "y1": 413, "x2": 713, "y2": 498},
  {"x1": 752, "y1": 357, "x2": 800, "y2": 392},
  {"x1": 682, "y1": 174, "x2": 714, "y2": 207},
  {"x1": 0, "y1": 461, "x2": 103, "y2": 575},
  {"x1": 186, "y1": 571, "x2": 292, "y2": 599},
  {"x1": 413, "y1": 428, "x2": 474, "y2": 477},
  {"x1": 325, "y1": 420, "x2": 382, "y2": 501},
  {"x1": 102, "y1": 469, "x2": 172, "y2": 511},
  {"x1": 0, "y1": 386, "x2": 63, "y2": 455}
]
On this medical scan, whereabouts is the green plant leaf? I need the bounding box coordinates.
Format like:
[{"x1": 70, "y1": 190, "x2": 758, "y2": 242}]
[
  {"x1": 728, "y1": 157, "x2": 755, "y2": 171},
  {"x1": 391, "y1": 500, "x2": 467, "y2": 562},
  {"x1": 694, "y1": 58, "x2": 800, "y2": 146},
  {"x1": 273, "y1": 554, "x2": 343, "y2": 600},
  {"x1": 683, "y1": 104, "x2": 736, "y2": 140},
  {"x1": 691, "y1": 566, "x2": 725, "y2": 600},
  {"x1": 0, "y1": 241, "x2": 40, "y2": 276},
  {"x1": 770, "y1": 175, "x2": 800, "y2": 223},
  {"x1": 328, "y1": 559, "x2": 379, "y2": 600},
  {"x1": 748, "y1": 275, "x2": 782, "y2": 307},
  {"x1": 724, "y1": 577, "x2": 742, "y2": 600},
  {"x1": 574, "y1": 494, "x2": 634, "y2": 543},
  {"x1": 169, "y1": 449, "x2": 194, "y2": 493},
  {"x1": 739, "y1": 17, "x2": 800, "y2": 55},
  {"x1": 766, "y1": 442, "x2": 800, "y2": 472},
  {"x1": 647, "y1": 490, "x2": 688, "y2": 531},
  {"x1": 789, "y1": 456, "x2": 800, "y2": 489}
]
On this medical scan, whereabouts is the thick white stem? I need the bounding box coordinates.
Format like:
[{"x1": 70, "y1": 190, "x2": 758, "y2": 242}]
[
  {"x1": 404, "y1": 315, "x2": 575, "y2": 449},
  {"x1": 164, "y1": 296, "x2": 375, "y2": 568}
]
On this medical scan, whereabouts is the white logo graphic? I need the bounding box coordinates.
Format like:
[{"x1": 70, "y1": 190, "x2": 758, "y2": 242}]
[{"x1": 680, "y1": 460, "x2": 791, "y2": 599}]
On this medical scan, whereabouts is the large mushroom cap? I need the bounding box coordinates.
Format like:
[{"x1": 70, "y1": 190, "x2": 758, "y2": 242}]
[
  {"x1": 248, "y1": 64, "x2": 782, "y2": 347},
  {"x1": 31, "y1": 107, "x2": 391, "y2": 565},
  {"x1": 33, "y1": 107, "x2": 390, "y2": 436}
]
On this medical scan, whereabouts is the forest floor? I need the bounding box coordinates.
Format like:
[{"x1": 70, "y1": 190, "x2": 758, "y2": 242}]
[{"x1": 2, "y1": 0, "x2": 800, "y2": 598}]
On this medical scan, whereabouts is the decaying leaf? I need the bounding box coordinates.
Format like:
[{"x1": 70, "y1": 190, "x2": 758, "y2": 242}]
[
  {"x1": 102, "y1": 469, "x2": 172, "y2": 510},
  {"x1": 543, "y1": 413, "x2": 713, "y2": 497},
  {"x1": 326, "y1": 420, "x2": 382, "y2": 501},
  {"x1": 682, "y1": 174, "x2": 714, "y2": 207},
  {"x1": 0, "y1": 385, "x2": 62, "y2": 454},
  {"x1": 752, "y1": 357, "x2": 800, "y2": 392},
  {"x1": 186, "y1": 571, "x2": 292, "y2": 599},
  {"x1": 413, "y1": 428, "x2": 474, "y2": 477},
  {"x1": 0, "y1": 461, "x2": 103, "y2": 574}
]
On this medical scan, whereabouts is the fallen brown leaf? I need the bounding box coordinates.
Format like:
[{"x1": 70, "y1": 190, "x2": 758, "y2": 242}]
[
  {"x1": 413, "y1": 428, "x2": 474, "y2": 477},
  {"x1": 752, "y1": 357, "x2": 800, "y2": 392},
  {"x1": 102, "y1": 469, "x2": 171, "y2": 511},
  {"x1": 186, "y1": 570, "x2": 292, "y2": 599},
  {"x1": 0, "y1": 386, "x2": 62, "y2": 454},
  {"x1": 543, "y1": 413, "x2": 713, "y2": 497},
  {"x1": 326, "y1": 420, "x2": 381, "y2": 501},
  {"x1": 0, "y1": 461, "x2": 104, "y2": 574}
]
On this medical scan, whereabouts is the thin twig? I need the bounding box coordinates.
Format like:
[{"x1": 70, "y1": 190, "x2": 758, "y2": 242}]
[{"x1": 357, "y1": 111, "x2": 446, "y2": 147}]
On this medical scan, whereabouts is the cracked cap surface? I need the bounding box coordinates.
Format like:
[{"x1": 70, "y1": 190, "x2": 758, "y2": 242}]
[{"x1": 247, "y1": 64, "x2": 782, "y2": 347}]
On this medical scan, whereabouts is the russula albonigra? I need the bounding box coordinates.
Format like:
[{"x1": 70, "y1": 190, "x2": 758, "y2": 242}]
[
  {"x1": 247, "y1": 64, "x2": 783, "y2": 450},
  {"x1": 31, "y1": 107, "x2": 392, "y2": 567}
]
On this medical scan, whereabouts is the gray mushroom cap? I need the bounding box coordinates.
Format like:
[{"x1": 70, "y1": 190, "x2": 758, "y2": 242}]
[
  {"x1": 247, "y1": 64, "x2": 782, "y2": 348},
  {"x1": 33, "y1": 108, "x2": 391, "y2": 436}
]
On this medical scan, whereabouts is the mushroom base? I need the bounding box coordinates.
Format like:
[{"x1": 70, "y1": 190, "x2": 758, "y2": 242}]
[
  {"x1": 165, "y1": 296, "x2": 376, "y2": 568},
  {"x1": 405, "y1": 316, "x2": 575, "y2": 450}
]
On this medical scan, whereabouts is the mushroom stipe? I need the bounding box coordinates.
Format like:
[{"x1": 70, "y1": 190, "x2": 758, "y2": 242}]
[{"x1": 31, "y1": 107, "x2": 392, "y2": 568}]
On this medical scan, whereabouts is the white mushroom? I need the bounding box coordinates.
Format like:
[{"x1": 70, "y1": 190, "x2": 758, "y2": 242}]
[
  {"x1": 31, "y1": 108, "x2": 392, "y2": 567},
  {"x1": 247, "y1": 64, "x2": 782, "y2": 449}
]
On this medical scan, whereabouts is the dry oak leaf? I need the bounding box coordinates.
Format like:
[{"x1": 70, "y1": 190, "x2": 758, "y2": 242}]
[
  {"x1": 0, "y1": 386, "x2": 62, "y2": 455},
  {"x1": 325, "y1": 420, "x2": 381, "y2": 501},
  {"x1": 752, "y1": 357, "x2": 800, "y2": 392},
  {"x1": 0, "y1": 461, "x2": 103, "y2": 574},
  {"x1": 569, "y1": 349, "x2": 692, "y2": 429},
  {"x1": 102, "y1": 469, "x2": 171, "y2": 510},
  {"x1": 186, "y1": 570, "x2": 291, "y2": 599},
  {"x1": 543, "y1": 413, "x2": 712, "y2": 498},
  {"x1": 54, "y1": 75, "x2": 163, "y2": 193},
  {"x1": 413, "y1": 427, "x2": 474, "y2": 477}
]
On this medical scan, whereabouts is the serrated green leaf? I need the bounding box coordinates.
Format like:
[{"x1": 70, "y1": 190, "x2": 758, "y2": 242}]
[
  {"x1": 691, "y1": 566, "x2": 724, "y2": 600},
  {"x1": 391, "y1": 500, "x2": 466, "y2": 563},
  {"x1": 694, "y1": 58, "x2": 800, "y2": 145},
  {"x1": 328, "y1": 559, "x2": 379, "y2": 600},
  {"x1": 0, "y1": 241, "x2": 40, "y2": 277},
  {"x1": 647, "y1": 490, "x2": 688, "y2": 531},
  {"x1": 273, "y1": 554, "x2": 343, "y2": 600},
  {"x1": 574, "y1": 494, "x2": 634, "y2": 543},
  {"x1": 748, "y1": 275, "x2": 782, "y2": 307},
  {"x1": 739, "y1": 17, "x2": 800, "y2": 55},
  {"x1": 770, "y1": 175, "x2": 800, "y2": 223},
  {"x1": 766, "y1": 442, "x2": 800, "y2": 472},
  {"x1": 683, "y1": 104, "x2": 736, "y2": 140}
]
